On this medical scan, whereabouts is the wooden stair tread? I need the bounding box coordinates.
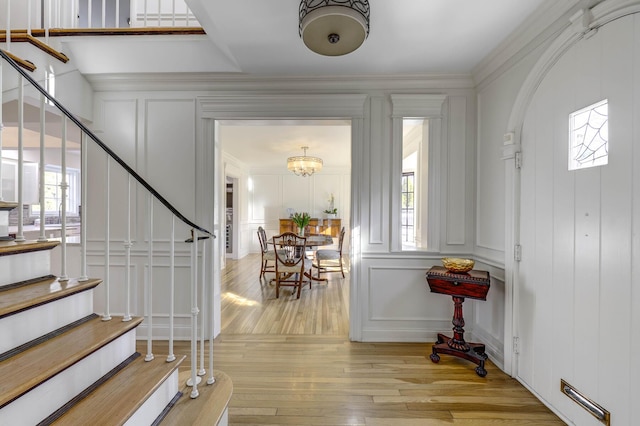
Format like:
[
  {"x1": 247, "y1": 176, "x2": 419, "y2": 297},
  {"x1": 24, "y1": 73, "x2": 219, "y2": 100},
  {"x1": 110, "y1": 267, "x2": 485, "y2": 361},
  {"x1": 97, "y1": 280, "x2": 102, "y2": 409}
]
[
  {"x1": 0, "y1": 315, "x2": 143, "y2": 408},
  {"x1": 0, "y1": 277, "x2": 102, "y2": 318},
  {"x1": 0, "y1": 240, "x2": 59, "y2": 256},
  {"x1": 0, "y1": 201, "x2": 18, "y2": 210},
  {"x1": 50, "y1": 354, "x2": 186, "y2": 425},
  {"x1": 162, "y1": 369, "x2": 233, "y2": 426}
]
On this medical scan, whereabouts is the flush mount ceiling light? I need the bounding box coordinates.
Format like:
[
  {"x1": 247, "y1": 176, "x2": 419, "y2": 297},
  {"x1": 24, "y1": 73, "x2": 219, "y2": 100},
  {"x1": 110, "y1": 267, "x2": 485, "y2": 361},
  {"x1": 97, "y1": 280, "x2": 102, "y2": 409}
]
[
  {"x1": 299, "y1": 0, "x2": 370, "y2": 56},
  {"x1": 287, "y1": 146, "x2": 323, "y2": 177}
]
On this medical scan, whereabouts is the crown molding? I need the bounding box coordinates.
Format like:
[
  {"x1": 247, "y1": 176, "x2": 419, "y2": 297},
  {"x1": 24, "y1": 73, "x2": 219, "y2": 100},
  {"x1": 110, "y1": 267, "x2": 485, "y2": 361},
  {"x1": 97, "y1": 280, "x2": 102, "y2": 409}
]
[
  {"x1": 472, "y1": 0, "x2": 584, "y2": 89},
  {"x1": 84, "y1": 72, "x2": 476, "y2": 93}
]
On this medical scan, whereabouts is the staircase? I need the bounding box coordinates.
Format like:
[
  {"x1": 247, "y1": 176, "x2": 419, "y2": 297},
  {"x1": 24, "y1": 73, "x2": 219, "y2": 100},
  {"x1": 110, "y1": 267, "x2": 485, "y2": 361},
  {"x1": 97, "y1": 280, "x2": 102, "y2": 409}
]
[{"x1": 0, "y1": 239, "x2": 231, "y2": 425}]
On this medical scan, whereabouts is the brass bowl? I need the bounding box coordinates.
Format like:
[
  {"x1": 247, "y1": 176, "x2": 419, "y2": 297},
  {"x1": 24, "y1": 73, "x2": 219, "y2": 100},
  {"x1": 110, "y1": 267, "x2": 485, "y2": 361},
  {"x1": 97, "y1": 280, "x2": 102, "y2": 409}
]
[{"x1": 441, "y1": 258, "x2": 474, "y2": 273}]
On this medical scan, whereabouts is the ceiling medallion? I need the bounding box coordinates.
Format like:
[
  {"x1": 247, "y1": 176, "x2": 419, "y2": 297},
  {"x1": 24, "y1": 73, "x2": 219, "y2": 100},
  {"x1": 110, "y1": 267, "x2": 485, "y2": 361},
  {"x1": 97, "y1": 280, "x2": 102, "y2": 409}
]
[
  {"x1": 299, "y1": 0, "x2": 370, "y2": 56},
  {"x1": 287, "y1": 146, "x2": 323, "y2": 177}
]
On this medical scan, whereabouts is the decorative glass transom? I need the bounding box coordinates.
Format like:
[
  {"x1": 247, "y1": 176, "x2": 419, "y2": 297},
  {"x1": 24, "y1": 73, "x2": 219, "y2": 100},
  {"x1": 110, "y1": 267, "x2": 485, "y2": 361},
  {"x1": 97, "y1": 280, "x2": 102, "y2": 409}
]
[{"x1": 569, "y1": 99, "x2": 608, "y2": 170}]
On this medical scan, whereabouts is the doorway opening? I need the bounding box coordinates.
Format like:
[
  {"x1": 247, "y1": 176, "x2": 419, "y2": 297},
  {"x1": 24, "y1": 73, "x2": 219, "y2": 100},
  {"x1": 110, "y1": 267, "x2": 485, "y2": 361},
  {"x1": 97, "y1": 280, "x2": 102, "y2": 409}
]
[{"x1": 218, "y1": 118, "x2": 352, "y2": 336}]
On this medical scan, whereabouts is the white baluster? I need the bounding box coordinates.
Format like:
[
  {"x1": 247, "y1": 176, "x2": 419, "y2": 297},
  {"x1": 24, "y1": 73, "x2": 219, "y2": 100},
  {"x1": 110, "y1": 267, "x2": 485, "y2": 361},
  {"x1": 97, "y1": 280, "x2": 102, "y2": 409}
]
[
  {"x1": 101, "y1": 0, "x2": 105, "y2": 28},
  {"x1": 123, "y1": 174, "x2": 132, "y2": 321},
  {"x1": 102, "y1": 156, "x2": 111, "y2": 318},
  {"x1": 171, "y1": 0, "x2": 175, "y2": 26},
  {"x1": 143, "y1": 0, "x2": 148, "y2": 27},
  {"x1": 0, "y1": 60, "x2": 3, "y2": 202},
  {"x1": 79, "y1": 133, "x2": 88, "y2": 281},
  {"x1": 87, "y1": 0, "x2": 92, "y2": 28},
  {"x1": 27, "y1": 0, "x2": 31, "y2": 35},
  {"x1": 188, "y1": 229, "x2": 201, "y2": 398},
  {"x1": 198, "y1": 238, "x2": 206, "y2": 376},
  {"x1": 145, "y1": 194, "x2": 154, "y2": 361},
  {"x1": 157, "y1": 0, "x2": 161, "y2": 26},
  {"x1": 37, "y1": 94, "x2": 47, "y2": 242},
  {"x1": 59, "y1": 117, "x2": 68, "y2": 280},
  {"x1": 185, "y1": 3, "x2": 190, "y2": 27},
  {"x1": 15, "y1": 76, "x2": 24, "y2": 242},
  {"x1": 6, "y1": 0, "x2": 10, "y2": 51},
  {"x1": 166, "y1": 216, "x2": 176, "y2": 362},
  {"x1": 207, "y1": 238, "x2": 215, "y2": 385},
  {"x1": 45, "y1": 0, "x2": 50, "y2": 43},
  {"x1": 115, "y1": 0, "x2": 120, "y2": 28}
]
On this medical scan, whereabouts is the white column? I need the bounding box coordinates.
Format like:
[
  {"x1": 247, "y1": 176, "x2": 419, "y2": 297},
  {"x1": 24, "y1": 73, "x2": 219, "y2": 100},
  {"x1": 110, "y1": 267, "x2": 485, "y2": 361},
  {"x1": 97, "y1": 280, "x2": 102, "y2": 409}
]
[
  {"x1": 157, "y1": 0, "x2": 161, "y2": 26},
  {"x1": 87, "y1": 0, "x2": 92, "y2": 29},
  {"x1": 115, "y1": 0, "x2": 120, "y2": 28}
]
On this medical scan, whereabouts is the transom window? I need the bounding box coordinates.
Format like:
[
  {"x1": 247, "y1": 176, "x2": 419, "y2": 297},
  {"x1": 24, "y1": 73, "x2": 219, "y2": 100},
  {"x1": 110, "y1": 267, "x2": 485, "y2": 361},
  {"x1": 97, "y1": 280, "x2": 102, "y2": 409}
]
[{"x1": 569, "y1": 99, "x2": 608, "y2": 170}]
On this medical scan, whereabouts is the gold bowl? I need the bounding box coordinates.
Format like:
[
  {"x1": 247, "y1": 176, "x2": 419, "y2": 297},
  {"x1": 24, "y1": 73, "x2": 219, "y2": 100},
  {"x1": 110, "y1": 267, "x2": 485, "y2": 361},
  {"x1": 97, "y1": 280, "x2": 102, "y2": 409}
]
[{"x1": 441, "y1": 258, "x2": 474, "y2": 273}]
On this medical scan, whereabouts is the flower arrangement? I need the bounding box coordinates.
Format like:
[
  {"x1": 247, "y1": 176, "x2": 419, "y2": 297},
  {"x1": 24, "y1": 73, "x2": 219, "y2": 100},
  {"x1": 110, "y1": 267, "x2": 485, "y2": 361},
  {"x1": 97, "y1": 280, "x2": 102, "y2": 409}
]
[
  {"x1": 291, "y1": 212, "x2": 311, "y2": 233},
  {"x1": 323, "y1": 193, "x2": 337, "y2": 215}
]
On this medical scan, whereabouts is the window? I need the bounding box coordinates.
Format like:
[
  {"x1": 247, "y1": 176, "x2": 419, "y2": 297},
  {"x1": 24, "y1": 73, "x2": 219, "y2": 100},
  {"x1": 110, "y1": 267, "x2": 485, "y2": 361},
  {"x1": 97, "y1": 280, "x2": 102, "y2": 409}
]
[
  {"x1": 569, "y1": 99, "x2": 608, "y2": 170},
  {"x1": 391, "y1": 94, "x2": 446, "y2": 252},
  {"x1": 31, "y1": 165, "x2": 81, "y2": 216},
  {"x1": 401, "y1": 118, "x2": 428, "y2": 249}
]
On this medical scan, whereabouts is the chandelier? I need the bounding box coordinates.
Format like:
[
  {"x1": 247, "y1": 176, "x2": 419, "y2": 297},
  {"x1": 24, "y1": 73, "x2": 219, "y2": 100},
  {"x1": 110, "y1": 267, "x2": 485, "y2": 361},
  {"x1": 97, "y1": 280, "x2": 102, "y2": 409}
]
[
  {"x1": 287, "y1": 146, "x2": 323, "y2": 177},
  {"x1": 299, "y1": 0, "x2": 370, "y2": 56}
]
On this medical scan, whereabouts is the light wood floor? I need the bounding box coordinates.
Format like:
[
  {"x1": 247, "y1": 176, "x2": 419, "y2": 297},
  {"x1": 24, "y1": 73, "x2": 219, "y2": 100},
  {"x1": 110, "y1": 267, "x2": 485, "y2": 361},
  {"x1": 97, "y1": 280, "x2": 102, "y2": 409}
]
[
  {"x1": 144, "y1": 254, "x2": 565, "y2": 425},
  {"x1": 221, "y1": 253, "x2": 350, "y2": 335}
]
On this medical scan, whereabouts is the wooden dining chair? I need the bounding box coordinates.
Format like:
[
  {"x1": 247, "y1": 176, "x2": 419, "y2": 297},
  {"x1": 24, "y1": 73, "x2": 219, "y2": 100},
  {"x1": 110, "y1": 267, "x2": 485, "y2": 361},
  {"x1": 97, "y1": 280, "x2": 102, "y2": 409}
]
[
  {"x1": 272, "y1": 232, "x2": 313, "y2": 299},
  {"x1": 313, "y1": 227, "x2": 346, "y2": 279},
  {"x1": 257, "y1": 226, "x2": 276, "y2": 279}
]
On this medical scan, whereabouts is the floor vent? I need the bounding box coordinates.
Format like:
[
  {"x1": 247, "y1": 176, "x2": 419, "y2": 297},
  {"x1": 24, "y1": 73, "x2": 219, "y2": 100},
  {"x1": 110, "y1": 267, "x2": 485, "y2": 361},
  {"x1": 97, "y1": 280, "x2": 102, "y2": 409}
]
[{"x1": 561, "y1": 379, "x2": 610, "y2": 425}]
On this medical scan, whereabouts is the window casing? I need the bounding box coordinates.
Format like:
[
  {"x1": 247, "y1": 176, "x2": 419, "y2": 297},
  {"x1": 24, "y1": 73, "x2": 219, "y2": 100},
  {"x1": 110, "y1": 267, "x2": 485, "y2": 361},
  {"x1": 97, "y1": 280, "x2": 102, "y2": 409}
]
[{"x1": 391, "y1": 94, "x2": 446, "y2": 252}]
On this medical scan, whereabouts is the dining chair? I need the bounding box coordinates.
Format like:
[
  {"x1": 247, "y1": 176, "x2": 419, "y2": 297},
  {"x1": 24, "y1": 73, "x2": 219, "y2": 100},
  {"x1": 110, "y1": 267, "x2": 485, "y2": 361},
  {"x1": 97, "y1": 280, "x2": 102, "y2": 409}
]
[
  {"x1": 313, "y1": 227, "x2": 346, "y2": 279},
  {"x1": 272, "y1": 232, "x2": 313, "y2": 299},
  {"x1": 257, "y1": 226, "x2": 277, "y2": 279}
]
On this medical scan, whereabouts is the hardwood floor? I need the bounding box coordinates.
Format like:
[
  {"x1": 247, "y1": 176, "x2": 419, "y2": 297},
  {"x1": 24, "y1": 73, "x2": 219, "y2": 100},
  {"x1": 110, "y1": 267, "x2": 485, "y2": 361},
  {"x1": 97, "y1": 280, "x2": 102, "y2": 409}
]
[
  {"x1": 221, "y1": 253, "x2": 349, "y2": 335},
  {"x1": 145, "y1": 254, "x2": 565, "y2": 425}
]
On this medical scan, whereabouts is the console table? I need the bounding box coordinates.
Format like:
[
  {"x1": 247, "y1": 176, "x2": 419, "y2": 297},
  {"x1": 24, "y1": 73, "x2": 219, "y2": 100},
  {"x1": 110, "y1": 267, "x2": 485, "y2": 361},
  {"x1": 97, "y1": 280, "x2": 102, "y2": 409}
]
[{"x1": 426, "y1": 266, "x2": 491, "y2": 377}]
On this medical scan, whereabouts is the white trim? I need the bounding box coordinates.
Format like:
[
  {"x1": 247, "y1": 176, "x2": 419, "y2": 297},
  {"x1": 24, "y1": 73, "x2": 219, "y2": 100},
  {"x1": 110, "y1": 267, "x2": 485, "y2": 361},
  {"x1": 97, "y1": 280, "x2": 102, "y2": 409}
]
[{"x1": 196, "y1": 93, "x2": 366, "y2": 341}]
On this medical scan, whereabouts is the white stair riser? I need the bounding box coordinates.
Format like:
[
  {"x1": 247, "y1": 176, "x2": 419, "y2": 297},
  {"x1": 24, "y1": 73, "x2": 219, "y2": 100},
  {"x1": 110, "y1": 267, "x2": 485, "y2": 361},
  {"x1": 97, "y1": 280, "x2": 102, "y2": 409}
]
[
  {"x1": 0, "y1": 329, "x2": 137, "y2": 426},
  {"x1": 0, "y1": 251, "x2": 51, "y2": 287},
  {"x1": 124, "y1": 369, "x2": 180, "y2": 426},
  {"x1": 0, "y1": 290, "x2": 94, "y2": 354}
]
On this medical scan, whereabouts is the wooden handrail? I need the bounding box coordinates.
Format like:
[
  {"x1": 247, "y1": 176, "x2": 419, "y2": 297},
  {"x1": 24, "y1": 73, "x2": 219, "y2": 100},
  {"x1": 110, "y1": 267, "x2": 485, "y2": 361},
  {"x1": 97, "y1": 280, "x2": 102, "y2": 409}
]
[
  {"x1": 0, "y1": 49, "x2": 214, "y2": 238},
  {"x1": 0, "y1": 49, "x2": 36, "y2": 72},
  {"x1": 0, "y1": 31, "x2": 68, "y2": 63}
]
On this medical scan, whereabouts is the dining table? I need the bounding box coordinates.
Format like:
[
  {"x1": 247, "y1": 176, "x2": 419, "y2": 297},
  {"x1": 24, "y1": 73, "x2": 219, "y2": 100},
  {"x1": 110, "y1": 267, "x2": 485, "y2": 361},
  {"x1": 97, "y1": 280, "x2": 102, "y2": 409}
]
[{"x1": 268, "y1": 233, "x2": 334, "y2": 282}]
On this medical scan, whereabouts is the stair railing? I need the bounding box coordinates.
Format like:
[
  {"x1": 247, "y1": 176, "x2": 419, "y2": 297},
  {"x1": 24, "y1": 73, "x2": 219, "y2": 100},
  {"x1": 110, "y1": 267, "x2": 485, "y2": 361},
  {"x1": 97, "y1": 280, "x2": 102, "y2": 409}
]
[
  {"x1": 2, "y1": 0, "x2": 199, "y2": 34},
  {"x1": 0, "y1": 49, "x2": 217, "y2": 397}
]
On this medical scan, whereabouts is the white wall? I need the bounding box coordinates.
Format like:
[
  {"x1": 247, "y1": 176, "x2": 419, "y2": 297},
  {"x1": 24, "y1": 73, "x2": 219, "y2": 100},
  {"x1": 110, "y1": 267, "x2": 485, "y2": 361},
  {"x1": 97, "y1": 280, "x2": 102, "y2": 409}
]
[{"x1": 245, "y1": 166, "x2": 351, "y2": 254}]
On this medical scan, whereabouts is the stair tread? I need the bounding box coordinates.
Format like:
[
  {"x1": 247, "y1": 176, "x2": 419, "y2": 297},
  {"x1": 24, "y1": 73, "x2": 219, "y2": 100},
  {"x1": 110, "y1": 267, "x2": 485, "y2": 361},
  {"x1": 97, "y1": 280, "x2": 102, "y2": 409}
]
[
  {"x1": 0, "y1": 276, "x2": 102, "y2": 318},
  {"x1": 162, "y1": 369, "x2": 233, "y2": 426},
  {"x1": 0, "y1": 240, "x2": 60, "y2": 256},
  {"x1": 0, "y1": 315, "x2": 143, "y2": 408},
  {"x1": 50, "y1": 354, "x2": 186, "y2": 425}
]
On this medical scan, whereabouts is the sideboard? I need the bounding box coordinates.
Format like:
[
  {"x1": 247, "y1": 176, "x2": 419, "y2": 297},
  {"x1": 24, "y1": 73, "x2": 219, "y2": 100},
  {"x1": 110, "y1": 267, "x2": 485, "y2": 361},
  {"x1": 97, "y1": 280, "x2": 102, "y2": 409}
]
[{"x1": 279, "y1": 218, "x2": 341, "y2": 238}]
